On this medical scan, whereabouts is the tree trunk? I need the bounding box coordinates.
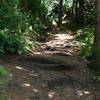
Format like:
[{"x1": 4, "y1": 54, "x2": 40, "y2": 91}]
[
  {"x1": 58, "y1": 0, "x2": 63, "y2": 28},
  {"x1": 75, "y1": 0, "x2": 78, "y2": 22},
  {"x1": 21, "y1": 0, "x2": 28, "y2": 11},
  {"x1": 91, "y1": 0, "x2": 100, "y2": 75},
  {"x1": 71, "y1": 0, "x2": 75, "y2": 16},
  {"x1": 78, "y1": 0, "x2": 84, "y2": 26}
]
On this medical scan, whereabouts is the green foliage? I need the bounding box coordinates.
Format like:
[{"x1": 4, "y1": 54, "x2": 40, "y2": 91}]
[
  {"x1": 0, "y1": 65, "x2": 10, "y2": 100},
  {"x1": 0, "y1": 0, "x2": 96, "y2": 55},
  {"x1": 65, "y1": 0, "x2": 95, "y2": 26},
  {"x1": 42, "y1": 0, "x2": 58, "y2": 21},
  {"x1": 76, "y1": 27, "x2": 94, "y2": 57},
  {"x1": 42, "y1": 0, "x2": 73, "y2": 23},
  {"x1": 0, "y1": 0, "x2": 37, "y2": 54},
  {"x1": 0, "y1": 65, "x2": 10, "y2": 85},
  {"x1": 0, "y1": 29, "x2": 26, "y2": 54},
  {"x1": 84, "y1": 0, "x2": 95, "y2": 25},
  {"x1": 0, "y1": 65, "x2": 8, "y2": 75},
  {"x1": 29, "y1": 15, "x2": 45, "y2": 32},
  {"x1": 20, "y1": 0, "x2": 49, "y2": 36},
  {"x1": 0, "y1": 97, "x2": 9, "y2": 100}
]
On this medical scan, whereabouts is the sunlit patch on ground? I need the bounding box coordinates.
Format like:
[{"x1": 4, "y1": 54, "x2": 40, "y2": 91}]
[
  {"x1": 34, "y1": 32, "x2": 80, "y2": 56},
  {"x1": 74, "y1": 90, "x2": 90, "y2": 97},
  {"x1": 16, "y1": 66, "x2": 29, "y2": 72},
  {"x1": 32, "y1": 88, "x2": 39, "y2": 93},
  {"x1": 54, "y1": 33, "x2": 74, "y2": 40},
  {"x1": 47, "y1": 91, "x2": 56, "y2": 98},
  {"x1": 29, "y1": 72, "x2": 39, "y2": 77},
  {"x1": 21, "y1": 83, "x2": 31, "y2": 87}
]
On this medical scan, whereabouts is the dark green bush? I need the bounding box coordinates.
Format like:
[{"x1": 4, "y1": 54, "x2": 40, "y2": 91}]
[
  {"x1": 0, "y1": 0, "x2": 37, "y2": 54},
  {"x1": 76, "y1": 27, "x2": 94, "y2": 57},
  {"x1": 0, "y1": 29, "x2": 26, "y2": 54}
]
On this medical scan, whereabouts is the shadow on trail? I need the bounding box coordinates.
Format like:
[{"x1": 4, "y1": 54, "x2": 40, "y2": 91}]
[
  {"x1": 0, "y1": 54, "x2": 100, "y2": 100},
  {"x1": 47, "y1": 76, "x2": 76, "y2": 89},
  {"x1": 19, "y1": 54, "x2": 81, "y2": 71}
]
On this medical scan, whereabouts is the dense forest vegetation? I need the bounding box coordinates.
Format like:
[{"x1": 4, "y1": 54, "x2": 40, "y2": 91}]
[
  {"x1": 0, "y1": 0, "x2": 95, "y2": 54},
  {"x1": 0, "y1": 0, "x2": 100, "y2": 100}
]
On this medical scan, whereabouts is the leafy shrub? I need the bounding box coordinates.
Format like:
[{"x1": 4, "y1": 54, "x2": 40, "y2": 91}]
[
  {"x1": 0, "y1": 97, "x2": 8, "y2": 100},
  {"x1": 0, "y1": 65, "x2": 10, "y2": 88},
  {"x1": 76, "y1": 27, "x2": 94, "y2": 57},
  {"x1": 0, "y1": 29, "x2": 26, "y2": 54},
  {"x1": 0, "y1": 0, "x2": 37, "y2": 54},
  {"x1": 84, "y1": 0, "x2": 95, "y2": 25},
  {"x1": 0, "y1": 65, "x2": 10, "y2": 100}
]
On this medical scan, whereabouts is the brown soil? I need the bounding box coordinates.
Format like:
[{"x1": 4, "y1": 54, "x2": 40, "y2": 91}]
[{"x1": 0, "y1": 31, "x2": 100, "y2": 100}]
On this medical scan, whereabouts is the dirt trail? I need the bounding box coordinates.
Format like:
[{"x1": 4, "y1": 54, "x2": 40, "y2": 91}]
[
  {"x1": 34, "y1": 31, "x2": 79, "y2": 55},
  {"x1": 0, "y1": 31, "x2": 100, "y2": 100}
]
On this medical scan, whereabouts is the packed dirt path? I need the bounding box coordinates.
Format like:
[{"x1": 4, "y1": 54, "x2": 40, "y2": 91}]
[{"x1": 0, "y1": 31, "x2": 100, "y2": 100}]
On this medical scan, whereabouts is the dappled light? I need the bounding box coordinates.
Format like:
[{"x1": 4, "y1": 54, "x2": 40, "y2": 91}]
[
  {"x1": 16, "y1": 66, "x2": 24, "y2": 70},
  {"x1": 0, "y1": 0, "x2": 100, "y2": 100},
  {"x1": 32, "y1": 88, "x2": 39, "y2": 93},
  {"x1": 29, "y1": 72, "x2": 39, "y2": 77},
  {"x1": 45, "y1": 33, "x2": 74, "y2": 47},
  {"x1": 75, "y1": 90, "x2": 90, "y2": 97},
  {"x1": 83, "y1": 91, "x2": 90, "y2": 95},
  {"x1": 16, "y1": 66, "x2": 29, "y2": 72},
  {"x1": 21, "y1": 83, "x2": 31, "y2": 87},
  {"x1": 47, "y1": 91, "x2": 56, "y2": 98},
  {"x1": 36, "y1": 32, "x2": 79, "y2": 56},
  {"x1": 55, "y1": 34, "x2": 74, "y2": 40}
]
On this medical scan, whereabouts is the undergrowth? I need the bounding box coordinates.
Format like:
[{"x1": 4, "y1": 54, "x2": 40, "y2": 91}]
[
  {"x1": 76, "y1": 27, "x2": 94, "y2": 58},
  {"x1": 0, "y1": 65, "x2": 11, "y2": 100}
]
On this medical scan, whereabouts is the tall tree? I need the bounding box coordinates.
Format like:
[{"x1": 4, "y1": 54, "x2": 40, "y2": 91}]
[
  {"x1": 75, "y1": 0, "x2": 78, "y2": 21},
  {"x1": 91, "y1": 0, "x2": 100, "y2": 75},
  {"x1": 78, "y1": 0, "x2": 84, "y2": 25},
  {"x1": 58, "y1": 0, "x2": 63, "y2": 28},
  {"x1": 71, "y1": 0, "x2": 84, "y2": 26}
]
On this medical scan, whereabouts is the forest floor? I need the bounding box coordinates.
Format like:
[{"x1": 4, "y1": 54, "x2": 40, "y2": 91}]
[{"x1": 0, "y1": 30, "x2": 100, "y2": 100}]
